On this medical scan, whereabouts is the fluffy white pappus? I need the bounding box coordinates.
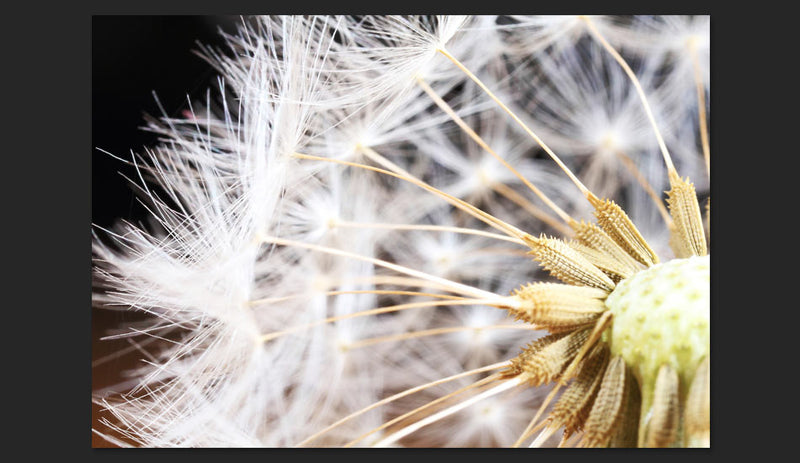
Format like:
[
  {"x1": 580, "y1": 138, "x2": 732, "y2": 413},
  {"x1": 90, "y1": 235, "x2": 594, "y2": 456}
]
[
  {"x1": 436, "y1": 305, "x2": 540, "y2": 369},
  {"x1": 417, "y1": 113, "x2": 529, "y2": 196},
  {"x1": 663, "y1": 114, "x2": 709, "y2": 190},
  {"x1": 325, "y1": 16, "x2": 499, "y2": 119},
  {"x1": 501, "y1": 15, "x2": 609, "y2": 55},
  {"x1": 500, "y1": 40, "x2": 684, "y2": 203},
  {"x1": 249, "y1": 244, "x2": 430, "y2": 445},
  {"x1": 98, "y1": 321, "x2": 283, "y2": 446},
  {"x1": 602, "y1": 16, "x2": 710, "y2": 130},
  {"x1": 247, "y1": 238, "x2": 399, "y2": 443},
  {"x1": 91, "y1": 110, "x2": 270, "y2": 340},
  {"x1": 257, "y1": 168, "x2": 446, "y2": 444},
  {"x1": 409, "y1": 108, "x2": 588, "y2": 229},
  {"x1": 97, "y1": 238, "x2": 397, "y2": 446},
  {"x1": 93, "y1": 16, "x2": 381, "y2": 446},
  {"x1": 307, "y1": 81, "x2": 495, "y2": 165},
  {"x1": 396, "y1": 229, "x2": 518, "y2": 284},
  {"x1": 200, "y1": 17, "x2": 365, "y2": 226},
  {"x1": 602, "y1": 16, "x2": 709, "y2": 80},
  {"x1": 377, "y1": 208, "x2": 531, "y2": 294},
  {"x1": 278, "y1": 164, "x2": 378, "y2": 242}
]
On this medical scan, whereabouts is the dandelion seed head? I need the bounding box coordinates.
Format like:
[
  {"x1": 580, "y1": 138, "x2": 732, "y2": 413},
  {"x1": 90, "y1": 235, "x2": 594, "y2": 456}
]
[
  {"x1": 605, "y1": 255, "x2": 710, "y2": 388},
  {"x1": 94, "y1": 15, "x2": 710, "y2": 448}
]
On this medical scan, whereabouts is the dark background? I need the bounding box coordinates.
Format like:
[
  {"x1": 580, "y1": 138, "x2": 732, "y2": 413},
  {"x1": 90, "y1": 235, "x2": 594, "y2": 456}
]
[
  {"x1": 91, "y1": 15, "x2": 234, "y2": 447},
  {"x1": 92, "y1": 15, "x2": 235, "y2": 230}
]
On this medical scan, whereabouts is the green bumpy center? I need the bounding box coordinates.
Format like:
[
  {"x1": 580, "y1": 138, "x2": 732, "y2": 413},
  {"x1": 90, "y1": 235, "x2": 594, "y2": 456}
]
[{"x1": 604, "y1": 255, "x2": 710, "y2": 390}]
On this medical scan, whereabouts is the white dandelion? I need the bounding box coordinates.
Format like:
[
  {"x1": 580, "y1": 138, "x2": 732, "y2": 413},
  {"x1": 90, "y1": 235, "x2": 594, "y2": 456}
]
[{"x1": 93, "y1": 15, "x2": 710, "y2": 448}]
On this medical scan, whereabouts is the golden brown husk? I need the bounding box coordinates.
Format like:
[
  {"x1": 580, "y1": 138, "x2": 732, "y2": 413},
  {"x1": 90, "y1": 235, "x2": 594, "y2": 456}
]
[
  {"x1": 511, "y1": 283, "x2": 608, "y2": 331},
  {"x1": 684, "y1": 357, "x2": 710, "y2": 447},
  {"x1": 524, "y1": 234, "x2": 616, "y2": 291},
  {"x1": 505, "y1": 329, "x2": 592, "y2": 386},
  {"x1": 588, "y1": 194, "x2": 659, "y2": 267},
  {"x1": 643, "y1": 364, "x2": 681, "y2": 447},
  {"x1": 552, "y1": 343, "x2": 611, "y2": 440},
  {"x1": 579, "y1": 355, "x2": 629, "y2": 447},
  {"x1": 666, "y1": 174, "x2": 708, "y2": 258}
]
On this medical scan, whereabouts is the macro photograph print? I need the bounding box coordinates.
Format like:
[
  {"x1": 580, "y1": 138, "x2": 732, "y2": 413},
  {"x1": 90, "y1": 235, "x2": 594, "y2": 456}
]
[{"x1": 91, "y1": 15, "x2": 711, "y2": 448}]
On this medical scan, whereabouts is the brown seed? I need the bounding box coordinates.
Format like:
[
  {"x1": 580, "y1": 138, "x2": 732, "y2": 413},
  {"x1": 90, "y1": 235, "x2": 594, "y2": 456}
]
[
  {"x1": 684, "y1": 357, "x2": 710, "y2": 447},
  {"x1": 580, "y1": 355, "x2": 628, "y2": 448},
  {"x1": 524, "y1": 234, "x2": 616, "y2": 292},
  {"x1": 704, "y1": 198, "x2": 711, "y2": 246},
  {"x1": 570, "y1": 220, "x2": 641, "y2": 278},
  {"x1": 568, "y1": 240, "x2": 634, "y2": 283},
  {"x1": 505, "y1": 328, "x2": 592, "y2": 386},
  {"x1": 643, "y1": 363, "x2": 681, "y2": 448},
  {"x1": 608, "y1": 364, "x2": 641, "y2": 448},
  {"x1": 551, "y1": 343, "x2": 610, "y2": 440},
  {"x1": 666, "y1": 173, "x2": 708, "y2": 258},
  {"x1": 511, "y1": 282, "x2": 607, "y2": 330},
  {"x1": 588, "y1": 194, "x2": 659, "y2": 267}
]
